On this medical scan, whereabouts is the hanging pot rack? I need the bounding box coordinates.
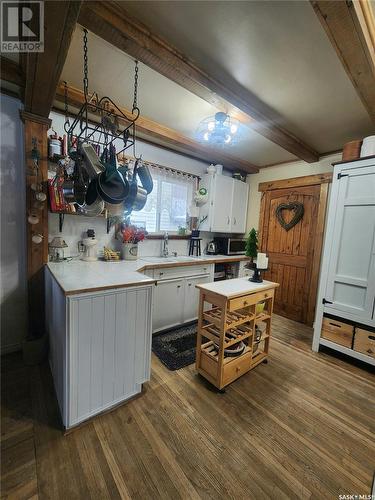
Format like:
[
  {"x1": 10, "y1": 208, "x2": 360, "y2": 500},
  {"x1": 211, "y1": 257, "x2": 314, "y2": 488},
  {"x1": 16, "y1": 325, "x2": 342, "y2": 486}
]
[{"x1": 64, "y1": 28, "x2": 140, "y2": 159}]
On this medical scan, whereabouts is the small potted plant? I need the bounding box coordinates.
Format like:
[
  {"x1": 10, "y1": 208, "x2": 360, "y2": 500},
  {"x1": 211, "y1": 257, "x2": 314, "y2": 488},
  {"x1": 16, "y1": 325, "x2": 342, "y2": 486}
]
[
  {"x1": 121, "y1": 223, "x2": 146, "y2": 260},
  {"x1": 245, "y1": 228, "x2": 258, "y2": 268}
]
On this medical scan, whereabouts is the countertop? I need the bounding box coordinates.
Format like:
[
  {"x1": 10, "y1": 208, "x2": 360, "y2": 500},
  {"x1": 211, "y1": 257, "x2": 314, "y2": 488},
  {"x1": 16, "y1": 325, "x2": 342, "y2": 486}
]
[
  {"x1": 196, "y1": 278, "x2": 279, "y2": 299},
  {"x1": 47, "y1": 254, "x2": 248, "y2": 295}
]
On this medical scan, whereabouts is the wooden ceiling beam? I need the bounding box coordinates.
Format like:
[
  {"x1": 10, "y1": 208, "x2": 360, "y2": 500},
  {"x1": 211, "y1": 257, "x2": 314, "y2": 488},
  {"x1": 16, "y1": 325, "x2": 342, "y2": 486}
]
[
  {"x1": 0, "y1": 56, "x2": 24, "y2": 87},
  {"x1": 23, "y1": 1, "x2": 82, "y2": 118},
  {"x1": 77, "y1": 1, "x2": 319, "y2": 163},
  {"x1": 54, "y1": 83, "x2": 259, "y2": 173},
  {"x1": 311, "y1": 0, "x2": 375, "y2": 124}
]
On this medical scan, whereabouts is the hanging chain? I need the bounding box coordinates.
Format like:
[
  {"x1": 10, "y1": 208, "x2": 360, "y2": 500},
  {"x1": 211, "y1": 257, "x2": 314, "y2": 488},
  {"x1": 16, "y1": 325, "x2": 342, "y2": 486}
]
[
  {"x1": 63, "y1": 81, "x2": 70, "y2": 132},
  {"x1": 83, "y1": 28, "x2": 89, "y2": 101},
  {"x1": 132, "y1": 60, "x2": 139, "y2": 113}
]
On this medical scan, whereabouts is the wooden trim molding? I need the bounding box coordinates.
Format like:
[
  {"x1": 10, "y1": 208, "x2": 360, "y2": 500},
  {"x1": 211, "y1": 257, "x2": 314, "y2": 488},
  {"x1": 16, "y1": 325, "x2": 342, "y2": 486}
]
[
  {"x1": 78, "y1": 1, "x2": 319, "y2": 162},
  {"x1": 23, "y1": 115, "x2": 50, "y2": 334},
  {"x1": 307, "y1": 182, "x2": 329, "y2": 324},
  {"x1": 20, "y1": 111, "x2": 52, "y2": 127},
  {"x1": 146, "y1": 234, "x2": 190, "y2": 240},
  {"x1": 258, "y1": 173, "x2": 333, "y2": 192}
]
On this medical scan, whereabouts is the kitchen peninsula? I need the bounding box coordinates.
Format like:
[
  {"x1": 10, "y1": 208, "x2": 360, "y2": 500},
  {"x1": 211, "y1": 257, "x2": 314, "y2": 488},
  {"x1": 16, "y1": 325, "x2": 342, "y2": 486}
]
[{"x1": 45, "y1": 254, "x2": 248, "y2": 429}]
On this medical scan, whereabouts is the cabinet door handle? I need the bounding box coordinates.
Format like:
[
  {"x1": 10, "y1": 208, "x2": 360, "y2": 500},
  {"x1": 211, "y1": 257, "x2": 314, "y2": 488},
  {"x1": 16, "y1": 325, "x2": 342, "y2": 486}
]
[
  {"x1": 234, "y1": 217, "x2": 236, "y2": 225},
  {"x1": 227, "y1": 216, "x2": 230, "y2": 224}
]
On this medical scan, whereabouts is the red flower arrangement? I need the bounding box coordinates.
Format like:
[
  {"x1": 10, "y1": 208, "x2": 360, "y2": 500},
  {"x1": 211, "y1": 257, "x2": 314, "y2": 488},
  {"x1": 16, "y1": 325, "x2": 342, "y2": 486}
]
[{"x1": 121, "y1": 224, "x2": 147, "y2": 244}]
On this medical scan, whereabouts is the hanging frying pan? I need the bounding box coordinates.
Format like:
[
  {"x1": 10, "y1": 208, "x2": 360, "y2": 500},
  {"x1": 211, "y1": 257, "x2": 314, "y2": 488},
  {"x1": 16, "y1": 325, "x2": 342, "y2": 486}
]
[
  {"x1": 73, "y1": 158, "x2": 88, "y2": 206},
  {"x1": 97, "y1": 170, "x2": 129, "y2": 204},
  {"x1": 136, "y1": 163, "x2": 153, "y2": 194},
  {"x1": 95, "y1": 144, "x2": 129, "y2": 204},
  {"x1": 124, "y1": 159, "x2": 147, "y2": 211}
]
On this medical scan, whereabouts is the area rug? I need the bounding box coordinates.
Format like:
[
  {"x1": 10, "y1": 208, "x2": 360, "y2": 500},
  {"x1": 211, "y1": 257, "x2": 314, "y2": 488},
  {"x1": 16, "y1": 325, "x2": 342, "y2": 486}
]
[{"x1": 152, "y1": 323, "x2": 197, "y2": 371}]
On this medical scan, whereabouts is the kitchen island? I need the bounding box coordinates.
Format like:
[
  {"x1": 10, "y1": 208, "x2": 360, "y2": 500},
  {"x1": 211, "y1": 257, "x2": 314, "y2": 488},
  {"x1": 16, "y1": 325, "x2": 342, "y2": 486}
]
[
  {"x1": 46, "y1": 254, "x2": 248, "y2": 429},
  {"x1": 195, "y1": 278, "x2": 279, "y2": 390}
]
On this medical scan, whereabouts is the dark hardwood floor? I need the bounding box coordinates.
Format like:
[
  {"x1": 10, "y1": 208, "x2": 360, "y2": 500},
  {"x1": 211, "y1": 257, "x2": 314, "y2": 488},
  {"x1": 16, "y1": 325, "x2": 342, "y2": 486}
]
[{"x1": 1, "y1": 315, "x2": 374, "y2": 499}]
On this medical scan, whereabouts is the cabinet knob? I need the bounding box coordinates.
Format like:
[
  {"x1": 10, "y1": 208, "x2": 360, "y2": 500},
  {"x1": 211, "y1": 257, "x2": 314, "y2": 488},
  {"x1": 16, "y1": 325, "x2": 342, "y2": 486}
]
[
  {"x1": 188, "y1": 283, "x2": 192, "y2": 286},
  {"x1": 177, "y1": 285, "x2": 181, "y2": 288},
  {"x1": 243, "y1": 300, "x2": 248, "y2": 306},
  {"x1": 160, "y1": 272, "x2": 164, "y2": 276}
]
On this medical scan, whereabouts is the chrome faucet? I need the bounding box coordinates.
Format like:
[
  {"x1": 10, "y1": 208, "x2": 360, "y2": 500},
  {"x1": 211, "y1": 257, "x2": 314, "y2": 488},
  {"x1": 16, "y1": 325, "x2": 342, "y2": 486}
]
[{"x1": 162, "y1": 232, "x2": 169, "y2": 257}]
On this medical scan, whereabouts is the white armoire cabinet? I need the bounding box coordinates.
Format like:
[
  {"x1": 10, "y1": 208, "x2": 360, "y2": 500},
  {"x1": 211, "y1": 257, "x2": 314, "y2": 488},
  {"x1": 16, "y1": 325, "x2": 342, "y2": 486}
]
[
  {"x1": 313, "y1": 157, "x2": 375, "y2": 366},
  {"x1": 199, "y1": 174, "x2": 249, "y2": 233}
]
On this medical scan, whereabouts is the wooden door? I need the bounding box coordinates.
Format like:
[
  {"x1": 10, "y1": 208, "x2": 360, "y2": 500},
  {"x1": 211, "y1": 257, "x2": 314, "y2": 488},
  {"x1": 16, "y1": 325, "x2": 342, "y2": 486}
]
[{"x1": 258, "y1": 174, "x2": 331, "y2": 325}]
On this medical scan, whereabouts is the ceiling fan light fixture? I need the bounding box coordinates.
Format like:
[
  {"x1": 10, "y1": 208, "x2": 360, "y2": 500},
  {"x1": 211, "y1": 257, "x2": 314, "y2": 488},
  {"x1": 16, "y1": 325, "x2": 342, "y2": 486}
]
[{"x1": 196, "y1": 111, "x2": 241, "y2": 147}]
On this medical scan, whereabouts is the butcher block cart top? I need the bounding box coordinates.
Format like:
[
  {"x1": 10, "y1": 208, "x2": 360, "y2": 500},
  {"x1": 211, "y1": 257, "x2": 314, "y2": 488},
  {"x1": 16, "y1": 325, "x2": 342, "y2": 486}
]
[{"x1": 195, "y1": 278, "x2": 279, "y2": 390}]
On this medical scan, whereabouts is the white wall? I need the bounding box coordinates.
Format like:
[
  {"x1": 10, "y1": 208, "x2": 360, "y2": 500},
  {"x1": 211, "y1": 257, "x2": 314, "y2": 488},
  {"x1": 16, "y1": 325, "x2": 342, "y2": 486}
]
[
  {"x1": 246, "y1": 153, "x2": 342, "y2": 232},
  {"x1": 48, "y1": 111, "x2": 213, "y2": 256},
  {"x1": 0, "y1": 95, "x2": 27, "y2": 354}
]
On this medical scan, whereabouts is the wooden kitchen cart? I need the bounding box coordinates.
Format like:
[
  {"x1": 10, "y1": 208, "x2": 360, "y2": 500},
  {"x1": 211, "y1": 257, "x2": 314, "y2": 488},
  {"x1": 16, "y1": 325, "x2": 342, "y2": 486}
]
[{"x1": 195, "y1": 279, "x2": 279, "y2": 390}]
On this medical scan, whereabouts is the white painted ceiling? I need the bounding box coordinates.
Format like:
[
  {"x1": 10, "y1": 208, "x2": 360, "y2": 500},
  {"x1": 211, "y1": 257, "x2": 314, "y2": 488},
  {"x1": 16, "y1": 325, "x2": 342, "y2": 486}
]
[{"x1": 60, "y1": 0, "x2": 375, "y2": 167}]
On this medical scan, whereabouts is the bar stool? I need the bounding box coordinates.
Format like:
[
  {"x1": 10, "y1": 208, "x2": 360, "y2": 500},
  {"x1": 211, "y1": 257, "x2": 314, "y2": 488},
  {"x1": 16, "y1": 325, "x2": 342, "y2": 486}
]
[{"x1": 189, "y1": 238, "x2": 201, "y2": 256}]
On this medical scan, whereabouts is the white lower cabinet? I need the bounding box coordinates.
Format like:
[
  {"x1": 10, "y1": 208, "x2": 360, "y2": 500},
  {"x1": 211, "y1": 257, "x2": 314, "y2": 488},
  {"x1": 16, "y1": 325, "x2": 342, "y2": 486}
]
[
  {"x1": 153, "y1": 278, "x2": 185, "y2": 332},
  {"x1": 152, "y1": 265, "x2": 214, "y2": 333},
  {"x1": 183, "y1": 274, "x2": 212, "y2": 323},
  {"x1": 46, "y1": 269, "x2": 153, "y2": 429}
]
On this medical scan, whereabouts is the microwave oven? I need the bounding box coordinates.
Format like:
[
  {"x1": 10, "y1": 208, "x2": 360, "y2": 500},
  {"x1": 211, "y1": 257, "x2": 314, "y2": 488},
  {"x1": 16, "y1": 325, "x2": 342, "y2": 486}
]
[{"x1": 213, "y1": 237, "x2": 247, "y2": 255}]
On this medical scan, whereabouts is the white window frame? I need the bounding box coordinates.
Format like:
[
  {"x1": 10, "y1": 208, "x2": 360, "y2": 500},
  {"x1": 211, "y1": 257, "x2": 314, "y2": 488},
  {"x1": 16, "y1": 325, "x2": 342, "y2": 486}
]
[{"x1": 130, "y1": 164, "x2": 198, "y2": 235}]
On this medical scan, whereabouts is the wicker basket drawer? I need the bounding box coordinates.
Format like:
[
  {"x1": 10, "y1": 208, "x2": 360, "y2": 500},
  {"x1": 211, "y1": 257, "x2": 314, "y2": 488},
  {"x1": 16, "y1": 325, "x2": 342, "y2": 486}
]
[
  {"x1": 353, "y1": 328, "x2": 375, "y2": 358},
  {"x1": 321, "y1": 317, "x2": 353, "y2": 348}
]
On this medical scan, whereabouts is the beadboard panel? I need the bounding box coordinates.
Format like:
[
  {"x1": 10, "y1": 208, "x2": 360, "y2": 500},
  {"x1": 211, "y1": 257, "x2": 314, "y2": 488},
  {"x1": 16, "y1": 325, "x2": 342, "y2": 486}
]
[
  {"x1": 45, "y1": 269, "x2": 68, "y2": 424},
  {"x1": 68, "y1": 286, "x2": 153, "y2": 427}
]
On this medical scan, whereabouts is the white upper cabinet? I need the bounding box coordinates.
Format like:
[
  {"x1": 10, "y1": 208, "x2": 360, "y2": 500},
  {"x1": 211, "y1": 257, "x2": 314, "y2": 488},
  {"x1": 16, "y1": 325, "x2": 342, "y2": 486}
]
[
  {"x1": 199, "y1": 174, "x2": 249, "y2": 233},
  {"x1": 211, "y1": 175, "x2": 234, "y2": 232},
  {"x1": 324, "y1": 165, "x2": 375, "y2": 320},
  {"x1": 231, "y1": 179, "x2": 249, "y2": 233}
]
